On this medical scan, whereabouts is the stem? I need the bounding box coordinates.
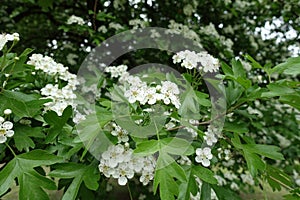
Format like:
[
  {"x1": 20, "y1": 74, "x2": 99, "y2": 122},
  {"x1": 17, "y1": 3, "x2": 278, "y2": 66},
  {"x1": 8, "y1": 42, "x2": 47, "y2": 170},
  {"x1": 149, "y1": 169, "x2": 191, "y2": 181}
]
[
  {"x1": 5, "y1": 142, "x2": 16, "y2": 157},
  {"x1": 0, "y1": 51, "x2": 7, "y2": 71},
  {"x1": 154, "y1": 120, "x2": 160, "y2": 140},
  {"x1": 93, "y1": 0, "x2": 98, "y2": 31},
  {"x1": 127, "y1": 183, "x2": 133, "y2": 200}
]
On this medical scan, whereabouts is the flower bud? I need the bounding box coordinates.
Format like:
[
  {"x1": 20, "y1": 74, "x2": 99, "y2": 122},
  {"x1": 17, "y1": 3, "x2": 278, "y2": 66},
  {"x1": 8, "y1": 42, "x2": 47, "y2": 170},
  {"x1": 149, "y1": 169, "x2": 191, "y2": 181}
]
[{"x1": 4, "y1": 109, "x2": 12, "y2": 115}]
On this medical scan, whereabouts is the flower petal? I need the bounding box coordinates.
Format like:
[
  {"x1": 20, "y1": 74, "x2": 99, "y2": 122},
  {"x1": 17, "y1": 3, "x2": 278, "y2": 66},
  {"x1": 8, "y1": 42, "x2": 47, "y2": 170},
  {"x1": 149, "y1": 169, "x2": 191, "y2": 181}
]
[{"x1": 118, "y1": 176, "x2": 128, "y2": 186}]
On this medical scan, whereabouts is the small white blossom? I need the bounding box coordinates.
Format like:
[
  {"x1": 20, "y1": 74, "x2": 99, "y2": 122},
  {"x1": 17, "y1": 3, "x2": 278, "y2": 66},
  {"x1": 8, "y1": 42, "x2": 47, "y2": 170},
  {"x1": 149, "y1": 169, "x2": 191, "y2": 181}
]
[
  {"x1": 214, "y1": 175, "x2": 227, "y2": 186},
  {"x1": 67, "y1": 15, "x2": 85, "y2": 25},
  {"x1": 0, "y1": 121, "x2": 14, "y2": 143},
  {"x1": 195, "y1": 147, "x2": 213, "y2": 167},
  {"x1": 0, "y1": 32, "x2": 19, "y2": 51},
  {"x1": 241, "y1": 171, "x2": 255, "y2": 185},
  {"x1": 203, "y1": 129, "x2": 217, "y2": 146},
  {"x1": 177, "y1": 156, "x2": 192, "y2": 165},
  {"x1": 111, "y1": 123, "x2": 129, "y2": 143}
]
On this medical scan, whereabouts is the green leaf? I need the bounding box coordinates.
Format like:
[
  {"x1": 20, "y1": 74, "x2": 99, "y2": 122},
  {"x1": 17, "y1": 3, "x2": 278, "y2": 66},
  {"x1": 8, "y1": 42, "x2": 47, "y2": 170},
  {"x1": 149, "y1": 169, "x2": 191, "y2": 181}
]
[
  {"x1": 115, "y1": 105, "x2": 167, "y2": 138},
  {"x1": 243, "y1": 144, "x2": 284, "y2": 160},
  {"x1": 154, "y1": 152, "x2": 187, "y2": 200},
  {"x1": 44, "y1": 106, "x2": 72, "y2": 143},
  {"x1": 0, "y1": 91, "x2": 49, "y2": 119},
  {"x1": 212, "y1": 185, "x2": 242, "y2": 200},
  {"x1": 134, "y1": 140, "x2": 160, "y2": 156},
  {"x1": 224, "y1": 121, "x2": 249, "y2": 133},
  {"x1": 279, "y1": 93, "x2": 300, "y2": 111},
  {"x1": 245, "y1": 54, "x2": 263, "y2": 69},
  {"x1": 19, "y1": 170, "x2": 56, "y2": 200},
  {"x1": 192, "y1": 165, "x2": 217, "y2": 185},
  {"x1": 156, "y1": 153, "x2": 186, "y2": 182},
  {"x1": 0, "y1": 150, "x2": 62, "y2": 198},
  {"x1": 266, "y1": 165, "x2": 293, "y2": 192},
  {"x1": 178, "y1": 166, "x2": 198, "y2": 200},
  {"x1": 37, "y1": 0, "x2": 54, "y2": 10},
  {"x1": 95, "y1": 106, "x2": 113, "y2": 127},
  {"x1": 179, "y1": 84, "x2": 201, "y2": 117},
  {"x1": 244, "y1": 151, "x2": 265, "y2": 177},
  {"x1": 4, "y1": 48, "x2": 34, "y2": 73},
  {"x1": 232, "y1": 134, "x2": 283, "y2": 176},
  {"x1": 232, "y1": 59, "x2": 246, "y2": 78},
  {"x1": 14, "y1": 125, "x2": 44, "y2": 151},
  {"x1": 200, "y1": 182, "x2": 211, "y2": 200},
  {"x1": 160, "y1": 137, "x2": 194, "y2": 156},
  {"x1": 49, "y1": 163, "x2": 100, "y2": 200},
  {"x1": 154, "y1": 168, "x2": 178, "y2": 200},
  {"x1": 262, "y1": 83, "x2": 295, "y2": 98},
  {"x1": 236, "y1": 77, "x2": 251, "y2": 89},
  {"x1": 221, "y1": 61, "x2": 233, "y2": 75},
  {"x1": 270, "y1": 56, "x2": 300, "y2": 75},
  {"x1": 75, "y1": 113, "x2": 112, "y2": 160}
]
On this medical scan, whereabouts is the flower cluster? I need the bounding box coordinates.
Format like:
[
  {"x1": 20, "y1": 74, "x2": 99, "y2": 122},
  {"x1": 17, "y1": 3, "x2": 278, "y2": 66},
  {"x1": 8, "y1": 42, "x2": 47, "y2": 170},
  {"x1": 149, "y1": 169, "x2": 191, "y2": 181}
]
[
  {"x1": 195, "y1": 147, "x2": 213, "y2": 167},
  {"x1": 167, "y1": 20, "x2": 201, "y2": 44},
  {"x1": 104, "y1": 65, "x2": 129, "y2": 78},
  {"x1": 213, "y1": 166, "x2": 256, "y2": 191},
  {"x1": 67, "y1": 15, "x2": 85, "y2": 25},
  {"x1": 0, "y1": 116, "x2": 14, "y2": 144},
  {"x1": 27, "y1": 54, "x2": 79, "y2": 116},
  {"x1": 124, "y1": 76, "x2": 181, "y2": 108},
  {"x1": 173, "y1": 50, "x2": 220, "y2": 73},
  {"x1": 98, "y1": 143, "x2": 156, "y2": 186},
  {"x1": 0, "y1": 33, "x2": 20, "y2": 51},
  {"x1": 129, "y1": 19, "x2": 148, "y2": 29}
]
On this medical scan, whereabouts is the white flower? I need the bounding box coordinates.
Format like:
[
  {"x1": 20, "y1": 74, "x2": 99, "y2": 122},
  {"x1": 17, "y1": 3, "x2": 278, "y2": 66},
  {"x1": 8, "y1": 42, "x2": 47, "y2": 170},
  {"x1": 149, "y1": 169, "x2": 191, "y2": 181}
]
[
  {"x1": 214, "y1": 175, "x2": 227, "y2": 186},
  {"x1": 67, "y1": 15, "x2": 85, "y2": 25},
  {"x1": 112, "y1": 163, "x2": 135, "y2": 185},
  {"x1": 195, "y1": 147, "x2": 213, "y2": 167},
  {"x1": 124, "y1": 85, "x2": 141, "y2": 103},
  {"x1": 98, "y1": 25, "x2": 108, "y2": 33},
  {"x1": 0, "y1": 121, "x2": 14, "y2": 143},
  {"x1": 140, "y1": 171, "x2": 154, "y2": 186},
  {"x1": 0, "y1": 117, "x2": 5, "y2": 123},
  {"x1": 241, "y1": 172, "x2": 255, "y2": 185},
  {"x1": 109, "y1": 22, "x2": 124, "y2": 30},
  {"x1": 145, "y1": 87, "x2": 159, "y2": 105},
  {"x1": 0, "y1": 34, "x2": 8, "y2": 51},
  {"x1": 161, "y1": 81, "x2": 180, "y2": 95},
  {"x1": 204, "y1": 130, "x2": 217, "y2": 146},
  {"x1": 177, "y1": 156, "x2": 192, "y2": 165},
  {"x1": 111, "y1": 123, "x2": 129, "y2": 143},
  {"x1": 230, "y1": 182, "x2": 239, "y2": 190},
  {"x1": 0, "y1": 33, "x2": 19, "y2": 51},
  {"x1": 66, "y1": 53, "x2": 78, "y2": 65},
  {"x1": 73, "y1": 111, "x2": 86, "y2": 124}
]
